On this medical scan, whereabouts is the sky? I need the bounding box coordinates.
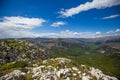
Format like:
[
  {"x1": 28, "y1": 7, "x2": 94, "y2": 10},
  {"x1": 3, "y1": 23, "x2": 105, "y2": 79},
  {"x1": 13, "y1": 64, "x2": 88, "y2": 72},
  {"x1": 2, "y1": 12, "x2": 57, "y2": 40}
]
[{"x1": 0, "y1": 0, "x2": 120, "y2": 38}]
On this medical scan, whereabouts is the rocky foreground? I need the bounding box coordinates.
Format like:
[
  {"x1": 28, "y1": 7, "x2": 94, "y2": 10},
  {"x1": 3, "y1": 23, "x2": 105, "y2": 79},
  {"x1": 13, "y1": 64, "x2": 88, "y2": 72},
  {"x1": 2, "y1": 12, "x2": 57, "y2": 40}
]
[
  {"x1": 0, "y1": 58, "x2": 118, "y2": 80},
  {"x1": 0, "y1": 40, "x2": 47, "y2": 66}
]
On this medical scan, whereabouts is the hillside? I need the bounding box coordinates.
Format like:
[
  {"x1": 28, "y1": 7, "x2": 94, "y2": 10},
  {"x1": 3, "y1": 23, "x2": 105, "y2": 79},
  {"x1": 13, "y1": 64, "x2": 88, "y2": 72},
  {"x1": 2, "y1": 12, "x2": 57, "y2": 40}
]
[
  {"x1": 21, "y1": 37, "x2": 120, "y2": 79},
  {"x1": 0, "y1": 40, "x2": 47, "y2": 66},
  {"x1": 0, "y1": 58, "x2": 118, "y2": 80},
  {"x1": 0, "y1": 38, "x2": 120, "y2": 80}
]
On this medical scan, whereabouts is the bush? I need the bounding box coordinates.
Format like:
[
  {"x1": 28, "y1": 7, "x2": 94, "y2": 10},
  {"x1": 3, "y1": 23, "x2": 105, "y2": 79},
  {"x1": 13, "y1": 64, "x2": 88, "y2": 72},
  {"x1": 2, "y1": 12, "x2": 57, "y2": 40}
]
[
  {"x1": 12, "y1": 61, "x2": 28, "y2": 68},
  {"x1": 0, "y1": 62, "x2": 13, "y2": 71},
  {"x1": 0, "y1": 61, "x2": 28, "y2": 72}
]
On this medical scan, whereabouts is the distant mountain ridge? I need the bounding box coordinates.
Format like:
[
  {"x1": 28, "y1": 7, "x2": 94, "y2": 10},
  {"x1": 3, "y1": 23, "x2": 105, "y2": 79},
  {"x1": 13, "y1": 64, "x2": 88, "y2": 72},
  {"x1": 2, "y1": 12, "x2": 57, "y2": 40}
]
[
  {"x1": 15, "y1": 35, "x2": 120, "y2": 43},
  {"x1": 80, "y1": 36, "x2": 120, "y2": 43},
  {"x1": 1, "y1": 35, "x2": 120, "y2": 43}
]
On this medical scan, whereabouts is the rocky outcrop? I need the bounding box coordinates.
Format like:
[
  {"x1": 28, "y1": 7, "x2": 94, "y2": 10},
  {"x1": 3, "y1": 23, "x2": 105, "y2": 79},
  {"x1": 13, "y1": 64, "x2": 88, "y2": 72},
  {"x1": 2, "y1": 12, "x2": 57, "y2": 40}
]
[
  {"x1": 1, "y1": 58, "x2": 115, "y2": 80},
  {"x1": 0, "y1": 58, "x2": 118, "y2": 80},
  {"x1": 89, "y1": 67, "x2": 118, "y2": 80},
  {"x1": 0, "y1": 40, "x2": 47, "y2": 66},
  {"x1": 0, "y1": 70, "x2": 26, "y2": 80},
  {"x1": 30, "y1": 58, "x2": 119, "y2": 80},
  {"x1": 0, "y1": 39, "x2": 119, "y2": 80}
]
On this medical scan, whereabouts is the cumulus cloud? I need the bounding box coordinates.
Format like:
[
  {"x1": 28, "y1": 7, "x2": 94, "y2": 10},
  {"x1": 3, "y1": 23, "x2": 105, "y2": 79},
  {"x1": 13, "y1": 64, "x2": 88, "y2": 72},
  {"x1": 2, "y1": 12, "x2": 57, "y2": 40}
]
[
  {"x1": 51, "y1": 21, "x2": 66, "y2": 27},
  {"x1": 58, "y1": 30, "x2": 102, "y2": 38},
  {"x1": 115, "y1": 29, "x2": 120, "y2": 32},
  {"x1": 32, "y1": 29, "x2": 119, "y2": 38},
  {"x1": 0, "y1": 16, "x2": 119, "y2": 39},
  {"x1": 106, "y1": 29, "x2": 120, "y2": 34},
  {"x1": 24, "y1": 29, "x2": 118, "y2": 37},
  {"x1": 59, "y1": 0, "x2": 120, "y2": 17},
  {"x1": 102, "y1": 14, "x2": 120, "y2": 19},
  {"x1": 0, "y1": 16, "x2": 46, "y2": 38},
  {"x1": 106, "y1": 30, "x2": 114, "y2": 34},
  {"x1": 34, "y1": 30, "x2": 102, "y2": 38},
  {"x1": 96, "y1": 32, "x2": 101, "y2": 35}
]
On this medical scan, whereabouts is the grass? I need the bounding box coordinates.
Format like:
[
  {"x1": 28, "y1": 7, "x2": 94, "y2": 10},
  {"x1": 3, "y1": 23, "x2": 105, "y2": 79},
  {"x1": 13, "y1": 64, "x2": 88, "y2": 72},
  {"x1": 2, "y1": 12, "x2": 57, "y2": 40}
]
[
  {"x1": 49, "y1": 48, "x2": 120, "y2": 79},
  {"x1": 0, "y1": 61, "x2": 28, "y2": 77}
]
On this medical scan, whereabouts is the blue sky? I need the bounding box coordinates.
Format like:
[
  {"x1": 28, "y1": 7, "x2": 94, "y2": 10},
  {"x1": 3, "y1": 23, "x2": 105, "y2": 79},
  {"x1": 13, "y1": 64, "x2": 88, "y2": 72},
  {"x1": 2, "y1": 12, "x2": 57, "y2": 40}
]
[{"x1": 0, "y1": 0, "x2": 120, "y2": 38}]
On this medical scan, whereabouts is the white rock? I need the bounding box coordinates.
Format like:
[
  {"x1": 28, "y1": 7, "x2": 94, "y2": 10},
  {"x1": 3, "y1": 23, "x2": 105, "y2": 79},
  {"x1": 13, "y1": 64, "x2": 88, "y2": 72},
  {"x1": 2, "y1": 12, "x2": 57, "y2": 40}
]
[
  {"x1": 0, "y1": 70, "x2": 25, "y2": 80},
  {"x1": 65, "y1": 77, "x2": 70, "y2": 80},
  {"x1": 72, "y1": 67, "x2": 79, "y2": 71},
  {"x1": 89, "y1": 67, "x2": 118, "y2": 80},
  {"x1": 78, "y1": 71, "x2": 81, "y2": 74},
  {"x1": 55, "y1": 58, "x2": 71, "y2": 63},
  {"x1": 82, "y1": 75, "x2": 91, "y2": 80},
  {"x1": 82, "y1": 73, "x2": 86, "y2": 76},
  {"x1": 73, "y1": 73, "x2": 77, "y2": 76},
  {"x1": 32, "y1": 66, "x2": 46, "y2": 78},
  {"x1": 56, "y1": 68, "x2": 70, "y2": 78}
]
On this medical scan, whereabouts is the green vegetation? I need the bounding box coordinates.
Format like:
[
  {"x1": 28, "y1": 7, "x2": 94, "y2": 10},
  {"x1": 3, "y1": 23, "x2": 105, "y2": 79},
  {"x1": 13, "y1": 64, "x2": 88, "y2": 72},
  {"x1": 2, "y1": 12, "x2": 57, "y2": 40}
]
[
  {"x1": 24, "y1": 74, "x2": 33, "y2": 80},
  {"x1": 49, "y1": 44, "x2": 120, "y2": 79},
  {"x1": 0, "y1": 62, "x2": 13, "y2": 71},
  {"x1": 12, "y1": 61, "x2": 28, "y2": 68},
  {"x1": 0, "y1": 61, "x2": 28, "y2": 77},
  {"x1": 0, "y1": 39, "x2": 120, "y2": 79},
  {"x1": 0, "y1": 40, "x2": 46, "y2": 66}
]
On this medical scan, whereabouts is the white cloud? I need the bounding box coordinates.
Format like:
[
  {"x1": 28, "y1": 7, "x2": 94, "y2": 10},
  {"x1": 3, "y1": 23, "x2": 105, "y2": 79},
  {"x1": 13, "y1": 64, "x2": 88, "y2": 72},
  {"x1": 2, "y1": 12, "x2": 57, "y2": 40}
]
[
  {"x1": 58, "y1": 30, "x2": 102, "y2": 38},
  {"x1": 59, "y1": 0, "x2": 120, "y2": 17},
  {"x1": 0, "y1": 16, "x2": 46, "y2": 38},
  {"x1": 51, "y1": 21, "x2": 66, "y2": 27},
  {"x1": 106, "y1": 30, "x2": 114, "y2": 34},
  {"x1": 59, "y1": 30, "x2": 78, "y2": 38},
  {"x1": 105, "y1": 29, "x2": 120, "y2": 36},
  {"x1": 106, "y1": 29, "x2": 120, "y2": 35},
  {"x1": 102, "y1": 14, "x2": 120, "y2": 19},
  {"x1": 115, "y1": 29, "x2": 120, "y2": 32},
  {"x1": 95, "y1": 32, "x2": 101, "y2": 35},
  {"x1": 0, "y1": 16, "x2": 119, "y2": 39}
]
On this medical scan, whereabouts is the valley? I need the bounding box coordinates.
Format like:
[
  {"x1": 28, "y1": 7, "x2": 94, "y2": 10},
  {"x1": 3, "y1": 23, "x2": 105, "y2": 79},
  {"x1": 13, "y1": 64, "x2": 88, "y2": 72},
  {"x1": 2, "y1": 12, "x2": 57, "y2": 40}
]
[{"x1": 0, "y1": 36, "x2": 120, "y2": 80}]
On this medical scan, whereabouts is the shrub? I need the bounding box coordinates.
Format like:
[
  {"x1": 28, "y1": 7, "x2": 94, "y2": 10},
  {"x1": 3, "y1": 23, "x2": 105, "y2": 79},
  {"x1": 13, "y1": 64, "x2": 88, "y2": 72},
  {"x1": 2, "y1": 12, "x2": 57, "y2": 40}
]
[
  {"x1": 12, "y1": 61, "x2": 28, "y2": 68},
  {"x1": 0, "y1": 62, "x2": 13, "y2": 71}
]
